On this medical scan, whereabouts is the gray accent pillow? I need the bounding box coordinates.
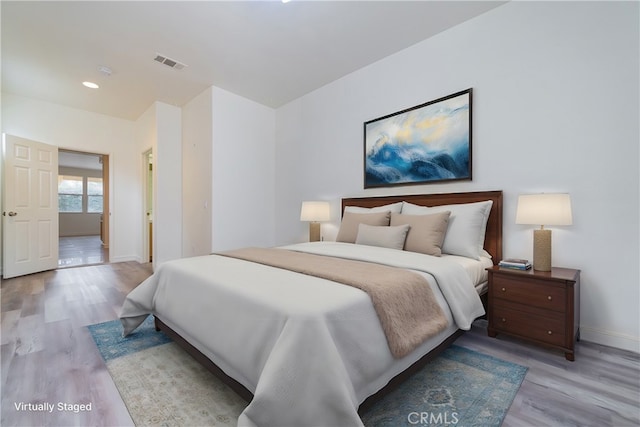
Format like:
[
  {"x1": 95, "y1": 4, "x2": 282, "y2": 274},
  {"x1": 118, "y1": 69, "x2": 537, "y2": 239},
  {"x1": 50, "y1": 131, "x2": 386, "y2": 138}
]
[{"x1": 355, "y1": 224, "x2": 410, "y2": 250}]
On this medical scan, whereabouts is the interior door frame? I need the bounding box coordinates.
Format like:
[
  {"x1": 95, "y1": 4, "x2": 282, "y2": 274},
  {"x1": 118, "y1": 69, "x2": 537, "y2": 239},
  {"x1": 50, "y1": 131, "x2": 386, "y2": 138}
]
[
  {"x1": 58, "y1": 148, "x2": 111, "y2": 263},
  {"x1": 142, "y1": 148, "x2": 153, "y2": 264},
  {"x1": 102, "y1": 154, "x2": 110, "y2": 251}
]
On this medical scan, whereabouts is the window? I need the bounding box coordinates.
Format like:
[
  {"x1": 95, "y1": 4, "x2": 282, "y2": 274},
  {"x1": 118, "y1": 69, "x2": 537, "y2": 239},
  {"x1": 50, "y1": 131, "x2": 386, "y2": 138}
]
[
  {"x1": 58, "y1": 175, "x2": 83, "y2": 212},
  {"x1": 58, "y1": 175, "x2": 103, "y2": 213},
  {"x1": 87, "y1": 177, "x2": 103, "y2": 213}
]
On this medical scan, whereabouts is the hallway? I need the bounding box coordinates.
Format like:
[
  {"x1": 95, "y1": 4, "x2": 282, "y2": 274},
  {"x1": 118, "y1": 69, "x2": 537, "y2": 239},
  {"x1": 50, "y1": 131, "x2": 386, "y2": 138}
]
[{"x1": 58, "y1": 235, "x2": 108, "y2": 268}]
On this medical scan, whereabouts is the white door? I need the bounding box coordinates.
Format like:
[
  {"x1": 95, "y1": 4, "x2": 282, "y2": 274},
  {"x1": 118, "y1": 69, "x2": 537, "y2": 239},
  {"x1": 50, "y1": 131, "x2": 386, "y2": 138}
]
[{"x1": 3, "y1": 134, "x2": 59, "y2": 279}]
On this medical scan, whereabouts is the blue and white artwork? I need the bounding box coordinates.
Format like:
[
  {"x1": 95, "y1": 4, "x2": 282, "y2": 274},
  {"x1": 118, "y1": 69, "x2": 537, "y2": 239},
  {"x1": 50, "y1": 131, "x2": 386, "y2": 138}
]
[{"x1": 364, "y1": 89, "x2": 472, "y2": 188}]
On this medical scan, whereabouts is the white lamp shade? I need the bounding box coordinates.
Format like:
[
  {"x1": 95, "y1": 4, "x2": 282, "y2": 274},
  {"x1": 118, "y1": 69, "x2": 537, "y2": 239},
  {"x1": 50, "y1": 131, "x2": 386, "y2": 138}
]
[
  {"x1": 515, "y1": 193, "x2": 573, "y2": 226},
  {"x1": 300, "y1": 201, "x2": 330, "y2": 222}
]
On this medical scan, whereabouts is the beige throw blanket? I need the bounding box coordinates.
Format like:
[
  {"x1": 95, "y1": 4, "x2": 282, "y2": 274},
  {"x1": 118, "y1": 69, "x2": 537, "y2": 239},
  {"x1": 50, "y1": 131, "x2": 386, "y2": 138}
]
[{"x1": 219, "y1": 247, "x2": 448, "y2": 358}]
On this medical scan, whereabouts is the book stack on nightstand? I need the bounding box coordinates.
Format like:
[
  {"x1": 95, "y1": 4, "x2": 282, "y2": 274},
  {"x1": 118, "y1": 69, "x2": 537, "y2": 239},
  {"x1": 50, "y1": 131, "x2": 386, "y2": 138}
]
[{"x1": 498, "y1": 258, "x2": 531, "y2": 270}]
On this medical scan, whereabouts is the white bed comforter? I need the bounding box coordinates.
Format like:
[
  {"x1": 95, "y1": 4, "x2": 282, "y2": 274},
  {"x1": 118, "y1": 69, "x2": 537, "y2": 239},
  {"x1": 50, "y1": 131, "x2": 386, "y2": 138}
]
[{"x1": 119, "y1": 242, "x2": 485, "y2": 427}]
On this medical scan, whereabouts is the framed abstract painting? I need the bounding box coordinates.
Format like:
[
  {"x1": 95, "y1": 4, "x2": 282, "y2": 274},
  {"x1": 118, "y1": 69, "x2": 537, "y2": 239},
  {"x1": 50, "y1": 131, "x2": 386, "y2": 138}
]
[{"x1": 364, "y1": 88, "x2": 472, "y2": 188}]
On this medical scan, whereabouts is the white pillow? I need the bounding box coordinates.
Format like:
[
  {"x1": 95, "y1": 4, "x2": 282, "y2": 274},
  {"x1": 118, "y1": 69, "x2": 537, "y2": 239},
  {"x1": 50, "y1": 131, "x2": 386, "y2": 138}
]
[
  {"x1": 401, "y1": 200, "x2": 493, "y2": 260},
  {"x1": 355, "y1": 224, "x2": 410, "y2": 250},
  {"x1": 345, "y1": 202, "x2": 402, "y2": 214}
]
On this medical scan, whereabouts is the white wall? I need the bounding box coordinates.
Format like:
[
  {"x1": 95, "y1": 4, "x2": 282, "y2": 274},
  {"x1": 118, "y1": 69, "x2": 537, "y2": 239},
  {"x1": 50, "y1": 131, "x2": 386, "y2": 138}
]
[
  {"x1": 211, "y1": 87, "x2": 276, "y2": 251},
  {"x1": 275, "y1": 2, "x2": 639, "y2": 352},
  {"x1": 155, "y1": 103, "x2": 183, "y2": 265},
  {"x1": 181, "y1": 86, "x2": 276, "y2": 254},
  {"x1": 2, "y1": 93, "x2": 141, "y2": 263},
  {"x1": 59, "y1": 213, "x2": 101, "y2": 237},
  {"x1": 182, "y1": 87, "x2": 213, "y2": 257}
]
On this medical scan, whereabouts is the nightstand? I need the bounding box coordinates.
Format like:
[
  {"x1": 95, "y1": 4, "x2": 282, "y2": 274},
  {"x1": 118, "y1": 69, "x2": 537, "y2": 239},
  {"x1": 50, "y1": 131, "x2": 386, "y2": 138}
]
[{"x1": 487, "y1": 266, "x2": 580, "y2": 361}]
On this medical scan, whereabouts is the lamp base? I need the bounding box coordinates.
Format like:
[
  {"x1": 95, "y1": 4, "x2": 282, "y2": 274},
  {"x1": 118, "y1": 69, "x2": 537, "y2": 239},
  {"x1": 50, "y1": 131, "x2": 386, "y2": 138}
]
[
  {"x1": 533, "y1": 228, "x2": 552, "y2": 271},
  {"x1": 309, "y1": 222, "x2": 321, "y2": 242}
]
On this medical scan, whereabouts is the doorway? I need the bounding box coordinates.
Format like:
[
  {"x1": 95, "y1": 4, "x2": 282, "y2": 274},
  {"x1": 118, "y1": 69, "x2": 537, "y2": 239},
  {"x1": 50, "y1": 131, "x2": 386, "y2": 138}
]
[
  {"x1": 58, "y1": 150, "x2": 109, "y2": 268},
  {"x1": 143, "y1": 149, "x2": 153, "y2": 263}
]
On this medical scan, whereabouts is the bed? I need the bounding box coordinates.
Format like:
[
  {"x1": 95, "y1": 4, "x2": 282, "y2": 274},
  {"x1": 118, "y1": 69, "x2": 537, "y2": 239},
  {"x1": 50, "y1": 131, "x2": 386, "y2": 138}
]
[{"x1": 120, "y1": 190, "x2": 502, "y2": 427}]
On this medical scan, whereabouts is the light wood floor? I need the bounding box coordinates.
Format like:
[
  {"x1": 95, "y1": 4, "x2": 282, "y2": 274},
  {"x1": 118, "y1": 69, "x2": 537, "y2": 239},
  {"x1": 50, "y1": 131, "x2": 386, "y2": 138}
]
[
  {"x1": 1, "y1": 262, "x2": 638, "y2": 426},
  {"x1": 1, "y1": 262, "x2": 151, "y2": 427},
  {"x1": 58, "y1": 235, "x2": 108, "y2": 268}
]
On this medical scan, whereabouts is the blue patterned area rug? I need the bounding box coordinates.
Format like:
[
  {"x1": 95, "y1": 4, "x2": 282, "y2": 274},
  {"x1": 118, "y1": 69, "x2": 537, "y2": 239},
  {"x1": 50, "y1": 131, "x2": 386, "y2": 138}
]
[
  {"x1": 361, "y1": 345, "x2": 528, "y2": 426},
  {"x1": 88, "y1": 317, "x2": 527, "y2": 427}
]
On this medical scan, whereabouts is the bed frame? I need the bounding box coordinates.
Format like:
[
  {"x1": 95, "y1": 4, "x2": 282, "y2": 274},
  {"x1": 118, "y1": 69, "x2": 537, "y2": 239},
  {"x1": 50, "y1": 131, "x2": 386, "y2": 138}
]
[{"x1": 154, "y1": 190, "x2": 503, "y2": 414}]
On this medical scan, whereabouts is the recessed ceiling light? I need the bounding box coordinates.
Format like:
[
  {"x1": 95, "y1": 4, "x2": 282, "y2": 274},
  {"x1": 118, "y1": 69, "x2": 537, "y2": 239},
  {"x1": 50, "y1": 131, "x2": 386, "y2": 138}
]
[{"x1": 83, "y1": 81, "x2": 99, "y2": 89}]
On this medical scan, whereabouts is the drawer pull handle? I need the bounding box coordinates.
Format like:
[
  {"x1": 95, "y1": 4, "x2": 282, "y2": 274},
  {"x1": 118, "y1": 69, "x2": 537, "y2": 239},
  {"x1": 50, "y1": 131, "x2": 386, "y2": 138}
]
[
  {"x1": 548, "y1": 330, "x2": 553, "y2": 335},
  {"x1": 547, "y1": 296, "x2": 552, "y2": 301},
  {"x1": 501, "y1": 318, "x2": 506, "y2": 322},
  {"x1": 501, "y1": 287, "x2": 506, "y2": 292}
]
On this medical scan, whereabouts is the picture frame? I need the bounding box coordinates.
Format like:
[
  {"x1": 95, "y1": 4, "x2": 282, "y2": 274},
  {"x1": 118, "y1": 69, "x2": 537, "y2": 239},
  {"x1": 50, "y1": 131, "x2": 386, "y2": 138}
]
[{"x1": 364, "y1": 88, "x2": 472, "y2": 188}]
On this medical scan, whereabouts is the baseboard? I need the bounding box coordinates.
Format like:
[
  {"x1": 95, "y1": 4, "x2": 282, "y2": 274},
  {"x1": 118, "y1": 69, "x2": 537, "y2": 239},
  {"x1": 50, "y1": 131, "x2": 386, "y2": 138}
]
[
  {"x1": 110, "y1": 255, "x2": 143, "y2": 263},
  {"x1": 580, "y1": 326, "x2": 640, "y2": 354}
]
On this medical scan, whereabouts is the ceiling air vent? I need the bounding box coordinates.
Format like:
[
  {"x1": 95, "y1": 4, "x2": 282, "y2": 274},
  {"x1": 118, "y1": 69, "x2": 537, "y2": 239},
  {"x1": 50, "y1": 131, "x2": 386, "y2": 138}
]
[{"x1": 153, "y1": 54, "x2": 187, "y2": 70}]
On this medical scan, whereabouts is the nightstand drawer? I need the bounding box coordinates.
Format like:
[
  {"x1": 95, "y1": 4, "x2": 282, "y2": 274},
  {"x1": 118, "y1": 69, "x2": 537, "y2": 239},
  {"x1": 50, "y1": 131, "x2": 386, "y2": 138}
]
[
  {"x1": 492, "y1": 305, "x2": 566, "y2": 347},
  {"x1": 492, "y1": 275, "x2": 566, "y2": 311}
]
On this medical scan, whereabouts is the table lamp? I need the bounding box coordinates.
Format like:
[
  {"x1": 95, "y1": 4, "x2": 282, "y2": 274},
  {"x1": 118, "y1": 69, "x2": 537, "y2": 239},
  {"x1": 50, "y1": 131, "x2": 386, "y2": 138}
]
[
  {"x1": 515, "y1": 193, "x2": 572, "y2": 271},
  {"x1": 300, "y1": 201, "x2": 330, "y2": 242}
]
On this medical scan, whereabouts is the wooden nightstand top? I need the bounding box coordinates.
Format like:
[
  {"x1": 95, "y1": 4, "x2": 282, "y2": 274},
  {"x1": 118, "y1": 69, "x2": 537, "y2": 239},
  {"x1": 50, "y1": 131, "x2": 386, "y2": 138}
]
[{"x1": 488, "y1": 265, "x2": 580, "y2": 283}]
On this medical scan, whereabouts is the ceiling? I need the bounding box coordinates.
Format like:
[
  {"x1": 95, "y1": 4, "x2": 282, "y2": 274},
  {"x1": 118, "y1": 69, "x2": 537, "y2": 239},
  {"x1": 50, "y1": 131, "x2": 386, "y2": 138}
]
[
  {"x1": 59, "y1": 150, "x2": 103, "y2": 171},
  {"x1": 2, "y1": 1, "x2": 505, "y2": 121}
]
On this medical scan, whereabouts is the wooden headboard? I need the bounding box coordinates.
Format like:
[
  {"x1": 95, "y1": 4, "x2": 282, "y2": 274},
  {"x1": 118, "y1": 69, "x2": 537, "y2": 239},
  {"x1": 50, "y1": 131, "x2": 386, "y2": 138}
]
[{"x1": 342, "y1": 190, "x2": 503, "y2": 264}]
